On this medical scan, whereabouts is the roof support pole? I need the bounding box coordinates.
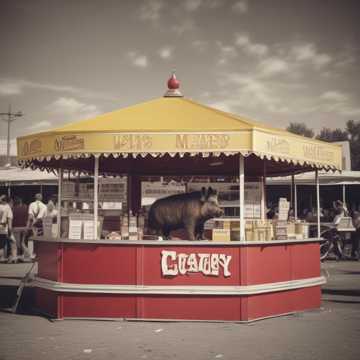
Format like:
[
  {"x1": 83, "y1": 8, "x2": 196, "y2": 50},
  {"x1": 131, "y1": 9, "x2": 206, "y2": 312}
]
[
  {"x1": 261, "y1": 161, "x2": 267, "y2": 221},
  {"x1": 239, "y1": 154, "x2": 245, "y2": 242},
  {"x1": 291, "y1": 174, "x2": 295, "y2": 219},
  {"x1": 315, "y1": 169, "x2": 321, "y2": 238},
  {"x1": 294, "y1": 182, "x2": 298, "y2": 220},
  {"x1": 57, "y1": 168, "x2": 62, "y2": 238},
  {"x1": 94, "y1": 155, "x2": 99, "y2": 240}
]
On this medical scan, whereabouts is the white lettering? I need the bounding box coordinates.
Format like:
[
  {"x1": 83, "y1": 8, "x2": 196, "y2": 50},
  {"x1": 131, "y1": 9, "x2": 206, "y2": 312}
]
[
  {"x1": 187, "y1": 253, "x2": 199, "y2": 272},
  {"x1": 198, "y1": 253, "x2": 211, "y2": 275},
  {"x1": 160, "y1": 251, "x2": 232, "y2": 277},
  {"x1": 178, "y1": 253, "x2": 188, "y2": 275},
  {"x1": 161, "y1": 250, "x2": 178, "y2": 276},
  {"x1": 218, "y1": 254, "x2": 232, "y2": 277},
  {"x1": 210, "y1": 254, "x2": 220, "y2": 276}
]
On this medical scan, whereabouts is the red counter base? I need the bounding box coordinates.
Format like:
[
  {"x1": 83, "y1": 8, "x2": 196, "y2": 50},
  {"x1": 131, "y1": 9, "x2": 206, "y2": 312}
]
[{"x1": 33, "y1": 239, "x2": 324, "y2": 322}]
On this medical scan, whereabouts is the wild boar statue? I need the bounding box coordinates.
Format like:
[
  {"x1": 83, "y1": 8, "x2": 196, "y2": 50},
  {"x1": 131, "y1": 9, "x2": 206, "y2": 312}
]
[{"x1": 148, "y1": 186, "x2": 224, "y2": 240}]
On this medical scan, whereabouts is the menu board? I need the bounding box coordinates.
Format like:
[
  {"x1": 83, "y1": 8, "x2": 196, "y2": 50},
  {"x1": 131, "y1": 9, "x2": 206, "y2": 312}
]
[
  {"x1": 61, "y1": 177, "x2": 127, "y2": 207},
  {"x1": 62, "y1": 180, "x2": 93, "y2": 200},
  {"x1": 244, "y1": 182, "x2": 261, "y2": 219},
  {"x1": 68, "y1": 213, "x2": 98, "y2": 240},
  {"x1": 99, "y1": 177, "x2": 127, "y2": 202},
  {"x1": 278, "y1": 198, "x2": 290, "y2": 221},
  {"x1": 68, "y1": 219, "x2": 82, "y2": 240},
  {"x1": 83, "y1": 220, "x2": 95, "y2": 240},
  {"x1": 62, "y1": 181, "x2": 76, "y2": 198},
  {"x1": 141, "y1": 181, "x2": 186, "y2": 206}
]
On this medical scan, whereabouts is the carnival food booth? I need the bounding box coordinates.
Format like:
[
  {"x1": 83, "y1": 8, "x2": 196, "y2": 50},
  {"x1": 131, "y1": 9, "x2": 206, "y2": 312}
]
[{"x1": 17, "y1": 75, "x2": 342, "y2": 321}]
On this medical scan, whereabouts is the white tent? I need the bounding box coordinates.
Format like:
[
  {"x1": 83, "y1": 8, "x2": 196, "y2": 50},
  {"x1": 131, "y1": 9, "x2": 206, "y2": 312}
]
[
  {"x1": 267, "y1": 170, "x2": 360, "y2": 186},
  {"x1": 0, "y1": 166, "x2": 57, "y2": 185}
]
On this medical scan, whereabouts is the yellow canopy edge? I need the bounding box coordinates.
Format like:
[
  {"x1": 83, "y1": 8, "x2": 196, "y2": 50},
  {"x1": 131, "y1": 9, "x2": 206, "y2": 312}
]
[{"x1": 17, "y1": 97, "x2": 342, "y2": 170}]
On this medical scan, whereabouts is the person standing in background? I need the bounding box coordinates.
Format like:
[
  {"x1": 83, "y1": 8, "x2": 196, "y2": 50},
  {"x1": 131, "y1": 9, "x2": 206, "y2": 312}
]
[
  {"x1": 0, "y1": 195, "x2": 13, "y2": 262},
  {"x1": 28, "y1": 193, "x2": 47, "y2": 236},
  {"x1": 46, "y1": 195, "x2": 58, "y2": 223},
  {"x1": 11, "y1": 196, "x2": 29, "y2": 262}
]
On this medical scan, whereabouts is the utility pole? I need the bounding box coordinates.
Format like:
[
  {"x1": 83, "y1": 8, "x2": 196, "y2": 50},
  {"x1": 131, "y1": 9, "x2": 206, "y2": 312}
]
[{"x1": 0, "y1": 105, "x2": 23, "y2": 166}]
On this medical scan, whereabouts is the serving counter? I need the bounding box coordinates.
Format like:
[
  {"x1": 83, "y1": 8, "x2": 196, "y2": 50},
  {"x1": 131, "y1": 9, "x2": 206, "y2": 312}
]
[{"x1": 32, "y1": 237, "x2": 324, "y2": 322}]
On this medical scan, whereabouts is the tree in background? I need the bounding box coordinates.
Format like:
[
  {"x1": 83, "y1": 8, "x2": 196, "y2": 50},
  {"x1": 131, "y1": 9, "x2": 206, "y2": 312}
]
[
  {"x1": 286, "y1": 122, "x2": 314, "y2": 138},
  {"x1": 316, "y1": 128, "x2": 348, "y2": 142},
  {"x1": 346, "y1": 120, "x2": 360, "y2": 171},
  {"x1": 287, "y1": 120, "x2": 360, "y2": 170}
]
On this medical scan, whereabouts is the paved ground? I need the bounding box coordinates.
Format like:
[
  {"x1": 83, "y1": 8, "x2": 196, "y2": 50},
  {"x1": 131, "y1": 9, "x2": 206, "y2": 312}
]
[{"x1": 0, "y1": 261, "x2": 359, "y2": 360}]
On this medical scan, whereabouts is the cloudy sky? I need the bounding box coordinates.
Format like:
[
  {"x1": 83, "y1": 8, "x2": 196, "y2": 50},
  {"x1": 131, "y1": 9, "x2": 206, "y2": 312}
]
[{"x1": 0, "y1": 0, "x2": 359, "y2": 154}]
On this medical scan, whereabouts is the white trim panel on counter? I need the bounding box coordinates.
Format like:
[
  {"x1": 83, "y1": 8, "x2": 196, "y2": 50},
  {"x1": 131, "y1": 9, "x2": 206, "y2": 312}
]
[{"x1": 33, "y1": 276, "x2": 326, "y2": 296}]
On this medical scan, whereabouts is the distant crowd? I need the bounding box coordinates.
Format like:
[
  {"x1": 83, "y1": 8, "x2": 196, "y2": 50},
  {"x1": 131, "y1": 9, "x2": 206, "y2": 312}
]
[
  {"x1": 267, "y1": 199, "x2": 360, "y2": 259},
  {"x1": 0, "y1": 193, "x2": 57, "y2": 263}
]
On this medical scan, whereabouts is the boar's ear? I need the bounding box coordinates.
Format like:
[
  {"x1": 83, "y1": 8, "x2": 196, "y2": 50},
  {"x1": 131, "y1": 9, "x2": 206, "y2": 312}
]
[
  {"x1": 207, "y1": 186, "x2": 216, "y2": 198},
  {"x1": 200, "y1": 187, "x2": 207, "y2": 202}
]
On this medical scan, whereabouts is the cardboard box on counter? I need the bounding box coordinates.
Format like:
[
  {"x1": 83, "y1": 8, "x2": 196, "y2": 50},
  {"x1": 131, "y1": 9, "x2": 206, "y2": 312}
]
[{"x1": 212, "y1": 229, "x2": 231, "y2": 242}]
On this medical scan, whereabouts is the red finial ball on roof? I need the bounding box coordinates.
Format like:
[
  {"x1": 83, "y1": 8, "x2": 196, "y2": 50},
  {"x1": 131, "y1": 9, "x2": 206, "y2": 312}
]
[
  {"x1": 167, "y1": 72, "x2": 180, "y2": 90},
  {"x1": 164, "y1": 71, "x2": 183, "y2": 97}
]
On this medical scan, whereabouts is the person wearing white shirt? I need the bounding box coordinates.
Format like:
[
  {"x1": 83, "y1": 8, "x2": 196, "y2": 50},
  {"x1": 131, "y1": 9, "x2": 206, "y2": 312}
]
[
  {"x1": 0, "y1": 195, "x2": 13, "y2": 262},
  {"x1": 28, "y1": 193, "x2": 47, "y2": 236},
  {"x1": 333, "y1": 200, "x2": 348, "y2": 226}
]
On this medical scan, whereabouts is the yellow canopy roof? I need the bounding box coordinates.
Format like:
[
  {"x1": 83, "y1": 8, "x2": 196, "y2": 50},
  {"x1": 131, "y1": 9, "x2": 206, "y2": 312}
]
[{"x1": 17, "y1": 96, "x2": 342, "y2": 170}]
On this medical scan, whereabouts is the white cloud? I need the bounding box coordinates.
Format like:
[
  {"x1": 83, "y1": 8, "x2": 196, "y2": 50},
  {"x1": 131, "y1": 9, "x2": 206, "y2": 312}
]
[
  {"x1": 158, "y1": 46, "x2": 173, "y2": 60},
  {"x1": 127, "y1": 51, "x2": 149, "y2": 68},
  {"x1": 0, "y1": 78, "x2": 116, "y2": 100},
  {"x1": 134, "y1": 55, "x2": 148, "y2": 68},
  {"x1": 208, "y1": 101, "x2": 233, "y2": 113},
  {"x1": 215, "y1": 72, "x2": 286, "y2": 114},
  {"x1": 192, "y1": 40, "x2": 208, "y2": 52},
  {"x1": 30, "y1": 121, "x2": 52, "y2": 130},
  {"x1": 217, "y1": 41, "x2": 237, "y2": 65},
  {"x1": 232, "y1": 1, "x2": 248, "y2": 13},
  {"x1": 46, "y1": 97, "x2": 100, "y2": 119},
  {"x1": 312, "y1": 53, "x2": 332, "y2": 68},
  {"x1": 291, "y1": 43, "x2": 332, "y2": 68},
  {"x1": 235, "y1": 34, "x2": 249, "y2": 46},
  {"x1": 320, "y1": 90, "x2": 348, "y2": 102},
  {"x1": 182, "y1": 0, "x2": 223, "y2": 11},
  {"x1": 259, "y1": 58, "x2": 290, "y2": 76},
  {"x1": 318, "y1": 90, "x2": 360, "y2": 116},
  {"x1": 292, "y1": 43, "x2": 316, "y2": 61},
  {"x1": 247, "y1": 43, "x2": 268, "y2": 57},
  {"x1": 183, "y1": 0, "x2": 203, "y2": 12},
  {"x1": 213, "y1": 71, "x2": 320, "y2": 120},
  {"x1": 334, "y1": 54, "x2": 356, "y2": 69},
  {"x1": 0, "y1": 81, "x2": 23, "y2": 95},
  {"x1": 235, "y1": 33, "x2": 268, "y2": 57},
  {"x1": 206, "y1": 0, "x2": 223, "y2": 9},
  {"x1": 139, "y1": 0, "x2": 164, "y2": 22},
  {"x1": 339, "y1": 107, "x2": 360, "y2": 116},
  {"x1": 171, "y1": 19, "x2": 195, "y2": 35}
]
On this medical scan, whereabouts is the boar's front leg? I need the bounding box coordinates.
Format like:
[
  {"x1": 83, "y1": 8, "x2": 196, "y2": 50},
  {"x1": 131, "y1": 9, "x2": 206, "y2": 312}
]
[
  {"x1": 161, "y1": 227, "x2": 171, "y2": 240},
  {"x1": 195, "y1": 222, "x2": 205, "y2": 240},
  {"x1": 184, "y1": 220, "x2": 196, "y2": 241}
]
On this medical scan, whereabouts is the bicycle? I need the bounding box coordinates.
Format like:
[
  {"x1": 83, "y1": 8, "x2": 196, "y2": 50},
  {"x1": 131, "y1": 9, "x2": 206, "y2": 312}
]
[{"x1": 320, "y1": 217, "x2": 356, "y2": 261}]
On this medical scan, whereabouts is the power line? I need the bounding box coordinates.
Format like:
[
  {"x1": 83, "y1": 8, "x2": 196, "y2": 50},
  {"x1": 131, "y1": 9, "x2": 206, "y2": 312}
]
[{"x1": 0, "y1": 105, "x2": 23, "y2": 166}]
